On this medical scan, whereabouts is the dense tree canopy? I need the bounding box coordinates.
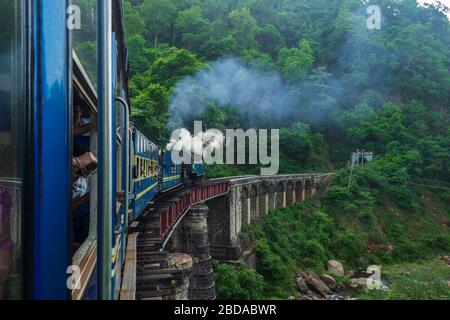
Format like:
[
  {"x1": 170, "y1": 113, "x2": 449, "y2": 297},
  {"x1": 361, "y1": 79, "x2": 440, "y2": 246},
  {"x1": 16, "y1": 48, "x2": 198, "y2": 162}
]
[{"x1": 124, "y1": 0, "x2": 449, "y2": 181}]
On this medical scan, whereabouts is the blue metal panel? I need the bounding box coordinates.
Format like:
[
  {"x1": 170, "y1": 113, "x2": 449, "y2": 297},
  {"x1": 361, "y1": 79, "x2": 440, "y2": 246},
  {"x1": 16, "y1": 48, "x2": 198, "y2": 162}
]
[
  {"x1": 33, "y1": 0, "x2": 70, "y2": 299},
  {"x1": 159, "y1": 152, "x2": 181, "y2": 192},
  {"x1": 131, "y1": 177, "x2": 158, "y2": 219},
  {"x1": 192, "y1": 163, "x2": 205, "y2": 176},
  {"x1": 110, "y1": 32, "x2": 117, "y2": 299},
  {"x1": 111, "y1": 33, "x2": 117, "y2": 240}
]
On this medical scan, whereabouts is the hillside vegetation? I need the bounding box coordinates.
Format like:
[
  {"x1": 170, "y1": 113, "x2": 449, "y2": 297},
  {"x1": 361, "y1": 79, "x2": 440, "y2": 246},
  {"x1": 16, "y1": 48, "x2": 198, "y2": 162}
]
[{"x1": 121, "y1": 0, "x2": 450, "y2": 299}]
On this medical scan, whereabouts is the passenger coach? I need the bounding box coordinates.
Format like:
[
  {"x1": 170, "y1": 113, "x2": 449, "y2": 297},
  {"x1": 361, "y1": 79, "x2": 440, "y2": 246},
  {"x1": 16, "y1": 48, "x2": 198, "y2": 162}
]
[{"x1": 1, "y1": 0, "x2": 131, "y2": 300}]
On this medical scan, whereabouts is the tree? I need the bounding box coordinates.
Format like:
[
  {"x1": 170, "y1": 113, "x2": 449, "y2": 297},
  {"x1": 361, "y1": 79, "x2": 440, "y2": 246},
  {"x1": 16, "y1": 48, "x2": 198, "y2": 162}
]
[
  {"x1": 126, "y1": 34, "x2": 150, "y2": 76},
  {"x1": 280, "y1": 123, "x2": 313, "y2": 162},
  {"x1": 150, "y1": 47, "x2": 205, "y2": 87},
  {"x1": 256, "y1": 24, "x2": 284, "y2": 57},
  {"x1": 175, "y1": 6, "x2": 210, "y2": 50},
  {"x1": 131, "y1": 84, "x2": 170, "y2": 143},
  {"x1": 140, "y1": 0, "x2": 176, "y2": 47},
  {"x1": 228, "y1": 8, "x2": 259, "y2": 53},
  {"x1": 124, "y1": 0, "x2": 145, "y2": 37},
  {"x1": 276, "y1": 40, "x2": 314, "y2": 82}
]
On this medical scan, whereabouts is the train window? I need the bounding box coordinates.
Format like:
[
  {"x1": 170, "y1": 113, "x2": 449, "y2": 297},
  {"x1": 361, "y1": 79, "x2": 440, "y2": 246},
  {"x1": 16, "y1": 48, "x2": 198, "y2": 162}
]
[
  {"x1": 0, "y1": 0, "x2": 25, "y2": 300},
  {"x1": 72, "y1": 0, "x2": 98, "y2": 89},
  {"x1": 152, "y1": 161, "x2": 157, "y2": 177}
]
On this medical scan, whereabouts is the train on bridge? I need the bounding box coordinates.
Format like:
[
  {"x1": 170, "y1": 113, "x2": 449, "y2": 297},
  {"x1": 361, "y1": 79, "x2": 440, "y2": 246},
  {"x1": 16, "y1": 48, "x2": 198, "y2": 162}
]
[{"x1": 0, "y1": 0, "x2": 209, "y2": 300}]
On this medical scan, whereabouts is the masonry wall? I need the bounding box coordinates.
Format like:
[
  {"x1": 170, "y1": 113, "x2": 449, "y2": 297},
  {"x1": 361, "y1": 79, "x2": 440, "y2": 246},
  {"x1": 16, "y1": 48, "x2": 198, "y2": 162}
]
[{"x1": 204, "y1": 174, "x2": 333, "y2": 261}]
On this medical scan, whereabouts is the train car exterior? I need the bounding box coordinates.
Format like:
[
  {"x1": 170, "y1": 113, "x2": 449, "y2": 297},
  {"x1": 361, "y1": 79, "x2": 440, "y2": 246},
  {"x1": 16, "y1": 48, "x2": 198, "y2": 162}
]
[
  {"x1": 160, "y1": 151, "x2": 182, "y2": 192},
  {"x1": 192, "y1": 163, "x2": 206, "y2": 178},
  {"x1": 130, "y1": 126, "x2": 160, "y2": 220},
  {"x1": 0, "y1": 0, "x2": 131, "y2": 300}
]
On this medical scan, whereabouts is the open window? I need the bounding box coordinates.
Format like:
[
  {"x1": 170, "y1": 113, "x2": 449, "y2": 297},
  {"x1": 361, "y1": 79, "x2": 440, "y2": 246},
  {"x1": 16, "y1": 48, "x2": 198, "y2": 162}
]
[{"x1": 70, "y1": 0, "x2": 99, "y2": 300}]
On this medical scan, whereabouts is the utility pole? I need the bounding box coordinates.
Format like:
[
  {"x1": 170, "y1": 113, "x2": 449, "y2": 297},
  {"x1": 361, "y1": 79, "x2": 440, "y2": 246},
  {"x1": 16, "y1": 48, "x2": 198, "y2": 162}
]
[{"x1": 348, "y1": 149, "x2": 374, "y2": 191}]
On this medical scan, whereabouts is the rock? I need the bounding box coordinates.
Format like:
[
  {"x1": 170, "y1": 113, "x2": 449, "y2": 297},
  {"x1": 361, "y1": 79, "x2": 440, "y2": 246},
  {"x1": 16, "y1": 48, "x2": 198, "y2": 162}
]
[
  {"x1": 321, "y1": 274, "x2": 338, "y2": 291},
  {"x1": 346, "y1": 270, "x2": 356, "y2": 278},
  {"x1": 288, "y1": 296, "x2": 296, "y2": 300},
  {"x1": 349, "y1": 278, "x2": 368, "y2": 288},
  {"x1": 295, "y1": 273, "x2": 309, "y2": 294},
  {"x1": 304, "y1": 271, "x2": 332, "y2": 297},
  {"x1": 327, "y1": 260, "x2": 345, "y2": 277},
  {"x1": 369, "y1": 243, "x2": 394, "y2": 256},
  {"x1": 296, "y1": 295, "x2": 313, "y2": 301},
  {"x1": 306, "y1": 290, "x2": 325, "y2": 300},
  {"x1": 438, "y1": 256, "x2": 450, "y2": 267}
]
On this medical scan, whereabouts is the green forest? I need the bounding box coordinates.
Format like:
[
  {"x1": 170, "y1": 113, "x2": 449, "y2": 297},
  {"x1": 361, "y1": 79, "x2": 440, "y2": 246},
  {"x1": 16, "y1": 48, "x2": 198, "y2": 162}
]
[{"x1": 122, "y1": 0, "x2": 450, "y2": 300}]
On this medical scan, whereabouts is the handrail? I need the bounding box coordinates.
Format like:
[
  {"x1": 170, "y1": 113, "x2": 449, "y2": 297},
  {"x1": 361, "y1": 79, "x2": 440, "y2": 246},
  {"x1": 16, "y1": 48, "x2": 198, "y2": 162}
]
[
  {"x1": 97, "y1": 0, "x2": 113, "y2": 300},
  {"x1": 116, "y1": 96, "x2": 130, "y2": 233}
]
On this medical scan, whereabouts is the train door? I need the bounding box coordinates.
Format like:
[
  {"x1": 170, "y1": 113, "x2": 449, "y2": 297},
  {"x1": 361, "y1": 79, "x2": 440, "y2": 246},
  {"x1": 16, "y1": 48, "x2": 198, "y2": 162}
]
[{"x1": 33, "y1": 1, "x2": 72, "y2": 299}]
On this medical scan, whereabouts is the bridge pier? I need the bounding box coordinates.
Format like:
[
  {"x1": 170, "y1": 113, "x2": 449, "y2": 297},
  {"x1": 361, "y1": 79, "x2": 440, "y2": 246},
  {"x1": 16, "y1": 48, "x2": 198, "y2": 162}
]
[
  {"x1": 168, "y1": 205, "x2": 216, "y2": 300},
  {"x1": 184, "y1": 205, "x2": 216, "y2": 300}
]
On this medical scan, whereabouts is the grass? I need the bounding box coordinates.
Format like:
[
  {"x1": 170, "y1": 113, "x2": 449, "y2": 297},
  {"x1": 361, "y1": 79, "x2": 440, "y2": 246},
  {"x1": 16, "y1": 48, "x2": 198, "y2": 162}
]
[{"x1": 357, "y1": 259, "x2": 450, "y2": 300}]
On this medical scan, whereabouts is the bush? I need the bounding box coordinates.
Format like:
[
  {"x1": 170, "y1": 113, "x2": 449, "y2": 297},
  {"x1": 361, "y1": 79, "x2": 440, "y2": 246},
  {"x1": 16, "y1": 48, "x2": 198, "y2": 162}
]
[
  {"x1": 332, "y1": 230, "x2": 366, "y2": 265},
  {"x1": 214, "y1": 262, "x2": 265, "y2": 300}
]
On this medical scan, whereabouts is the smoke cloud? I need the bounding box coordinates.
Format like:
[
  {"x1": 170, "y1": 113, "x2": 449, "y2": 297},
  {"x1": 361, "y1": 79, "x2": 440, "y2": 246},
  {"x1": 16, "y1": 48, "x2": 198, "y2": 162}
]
[
  {"x1": 167, "y1": 5, "x2": 401, "y2": 132},
  {"x1": 168, "y1": 57, "x2": 340, "y2": 130}
]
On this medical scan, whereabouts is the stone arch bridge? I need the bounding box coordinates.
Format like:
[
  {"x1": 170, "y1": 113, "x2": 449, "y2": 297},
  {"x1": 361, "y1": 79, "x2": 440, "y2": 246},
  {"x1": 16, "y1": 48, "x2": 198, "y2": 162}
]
[
  {"x1": 203, "y1": 173, "x2": 333, "y2": 261},
  {"x1": 124, "y1": 173, "x2": 332, "y2": 300}
]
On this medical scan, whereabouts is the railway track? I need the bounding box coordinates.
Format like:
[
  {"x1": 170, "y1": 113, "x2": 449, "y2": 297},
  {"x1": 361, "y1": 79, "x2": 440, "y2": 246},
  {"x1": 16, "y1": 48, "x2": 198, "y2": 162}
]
[
  {"x1": 125, "y1": 179, "x2": 230, "y2": 300},
  {"x1": 130, "y1": 183, "x2": 198, "y2": 300}
]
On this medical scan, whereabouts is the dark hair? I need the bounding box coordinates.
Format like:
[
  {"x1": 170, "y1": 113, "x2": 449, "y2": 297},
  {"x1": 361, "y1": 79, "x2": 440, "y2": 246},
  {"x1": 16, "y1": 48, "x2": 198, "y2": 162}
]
[{"x1": 73, "y1": 144, "x2": 90, "y2": 157}]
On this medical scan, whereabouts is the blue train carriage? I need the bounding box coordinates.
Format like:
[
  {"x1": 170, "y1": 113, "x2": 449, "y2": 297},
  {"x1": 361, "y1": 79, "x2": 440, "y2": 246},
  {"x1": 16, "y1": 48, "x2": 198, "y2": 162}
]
[
  {"x1": 192, "y1": 162, "x2": 206, "y2": 178},
  {"x1": 159, "y1": 151, "x2": 182, "y2": 192},
  {"x1": 130, "y1": 126, "x2": 160, "y2": 220},
  {"x1": 0, "y1": 0, "x2": 131, "y2": 300}
]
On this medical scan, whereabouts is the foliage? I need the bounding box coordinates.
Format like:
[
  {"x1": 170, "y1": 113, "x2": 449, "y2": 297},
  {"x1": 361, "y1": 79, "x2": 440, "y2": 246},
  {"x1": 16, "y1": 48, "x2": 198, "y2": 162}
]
[
  {"x1": 358, "y1": 260, "x2": 450, "y2": 300},
  {"x1": 214, "y1": 262, "x2": 266, "y2": 300}
]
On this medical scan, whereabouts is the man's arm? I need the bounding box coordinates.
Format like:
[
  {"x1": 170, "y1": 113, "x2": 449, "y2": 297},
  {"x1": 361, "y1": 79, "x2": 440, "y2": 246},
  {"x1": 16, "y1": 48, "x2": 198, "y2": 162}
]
[
  {"x1": 73, "y1": 123, "x2": 92, "y2": 137},
  {"x1": 72, "y1": 193, "x2": 90, "y2": 210}
]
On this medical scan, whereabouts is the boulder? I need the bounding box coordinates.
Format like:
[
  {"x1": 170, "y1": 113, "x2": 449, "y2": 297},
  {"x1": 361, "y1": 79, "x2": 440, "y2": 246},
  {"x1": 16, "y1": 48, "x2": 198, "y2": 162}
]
[
  {"x1": 438, "y1": 256, "x2": 450, "y2": 267},
  {"x1": 327, "y1": 260, "x2": 345, "y2": 277},
  {"x1": 321, "y1": 274, "x2": 338, "y2": 291},
  {"x1": 349, "y1": 278, "x2": 368, "y2": 288},
  {"x1": 304, "y1": 271, "x2": 332, "y2": 297},
  {"x1": 296, "y1": 295, "x2": 313, "y2": 301},
  {"x1": 295, "y1": 276, "x2": 309, "y2": 294}
]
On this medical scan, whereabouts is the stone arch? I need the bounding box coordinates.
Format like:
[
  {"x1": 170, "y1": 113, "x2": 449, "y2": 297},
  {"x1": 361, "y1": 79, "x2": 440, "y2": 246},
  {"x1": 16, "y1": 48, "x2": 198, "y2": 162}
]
[
  {"x1": 286, "y1": 181, "x2": 294, "y2": 206},
  {"x1": 240, "y1": 186, "x2": 250, "y2": 226},
  {"x1": 275, "y1": 182, "x2": 284, "y2": 209},
  {"x1": 268, "y1": 182, "x2": 276, "y2": 212},
  {"x1": 250, "y1": 184, "x2": 258, "y2": 221},
  {"x1": 304, "y1": 179, "x2": 313, "y2": 199},
  {"x1": 258, "y1": 183, "x2": 268, "y2": 216},
  {"x1": 295, "y1": 180, "x2": 304, "y2": 201}
]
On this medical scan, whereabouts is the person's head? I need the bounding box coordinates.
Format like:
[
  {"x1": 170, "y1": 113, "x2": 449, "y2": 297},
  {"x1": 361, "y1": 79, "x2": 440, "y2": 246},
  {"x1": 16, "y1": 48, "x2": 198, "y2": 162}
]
[
  {"x1": 74, "y1": 105, "x2": 82, "y2": 124},
  {"x1": 73, "y1": 144, "x2": 90, "y2": 158}
]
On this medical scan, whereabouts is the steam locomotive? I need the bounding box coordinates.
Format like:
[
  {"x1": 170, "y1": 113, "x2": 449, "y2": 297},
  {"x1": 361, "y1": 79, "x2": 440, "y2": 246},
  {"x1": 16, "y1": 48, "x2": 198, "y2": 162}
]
[{"x1": 0, "y1": 0, "x2": 203, "y2": 300}]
